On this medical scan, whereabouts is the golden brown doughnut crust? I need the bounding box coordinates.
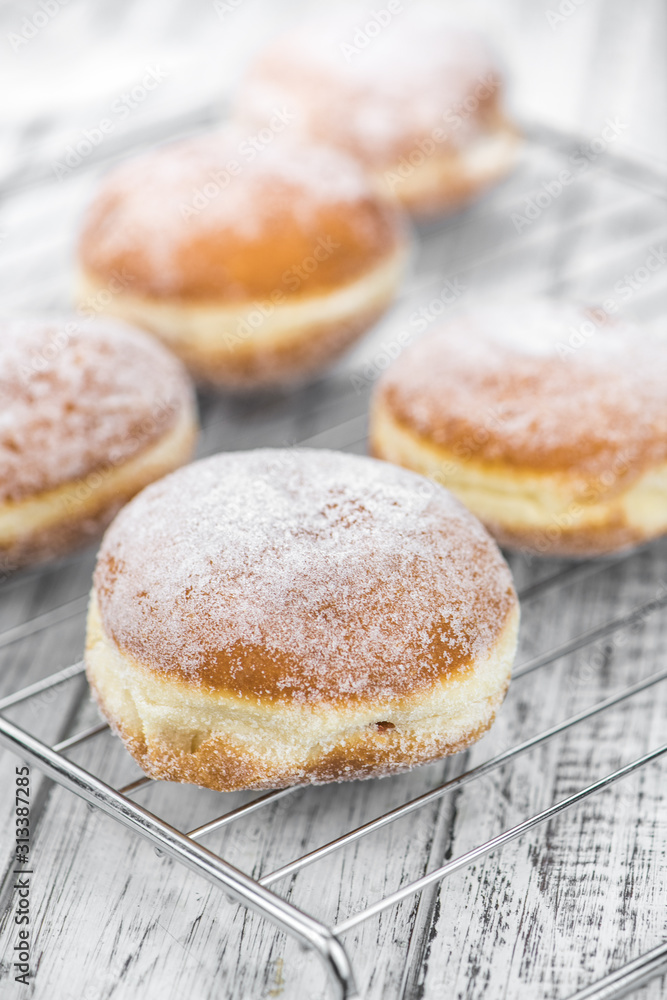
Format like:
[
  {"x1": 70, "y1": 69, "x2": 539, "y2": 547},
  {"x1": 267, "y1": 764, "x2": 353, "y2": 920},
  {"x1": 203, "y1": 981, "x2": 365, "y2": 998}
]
[
  {"x1": 0, "y1": 418, "x2": 194, "y2": 574},
  {"x1": 93, "y1": 449, "x2": 516, "y2": 705},
  {"x1": 191, "y1": 303, "x2": 389, "y2": 389},
  {"x1": 482, "y1": 518, "x2": 647, "y2": 559},
  {"x1": 0, "y1": 317, "x2": 197, "y2": 571},
  {"x1": 87, "y1": 662, "x2": 502, "y2": 790},
  {"x1": 0, "y1": 317, "x2": 194, "y2": 502},
  {"x1": 87, "y1": 448, "x2": 518, "y2": 789},
  {"x1": 78, "y1": 133, "x2": 405, "y2": 303},
  {"x1": 76, "y1": 264, "x2": 401, "y2": 392},
  {"x1": 374, "y1": 300, "x2": 667, "y2": 488}
]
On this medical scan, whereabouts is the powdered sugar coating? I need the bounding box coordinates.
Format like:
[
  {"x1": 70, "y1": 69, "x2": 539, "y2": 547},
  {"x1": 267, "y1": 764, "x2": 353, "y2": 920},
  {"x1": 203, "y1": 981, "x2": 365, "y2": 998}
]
[
  {"x1": 94, "y1": 448, "x2": 516, "y2": 706},
  {"x1": 0, "y1": 317, "x2": 194, "y2": 503},
  {"x1": 377, "y1": 298, "x2": 667, "y2": 481},
  {"x1": 79, "y1": 130, "x2": 403, "y2": 301},
  {"x1": 236, "y1": 4, "x2": 503, "y2": 167}
]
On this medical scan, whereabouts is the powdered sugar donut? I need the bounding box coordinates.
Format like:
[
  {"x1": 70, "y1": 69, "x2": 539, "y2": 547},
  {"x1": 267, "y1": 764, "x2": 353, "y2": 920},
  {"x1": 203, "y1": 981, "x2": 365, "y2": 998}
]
[
  {"x1": 0, "y1": 317, "x2": 197, "y2": 572},
  {"x1": 234, "y1": 5, "x2": 519, "y2": 219},
  {"x1": 370, "y1": 298, "x2": 667, "y2": 556},
  {"x1": 77, "y1": 131, "x2": 409, "y2": 390},
  {"x1": 85, "y1": 448, "x2": 518, "y2": 790}
]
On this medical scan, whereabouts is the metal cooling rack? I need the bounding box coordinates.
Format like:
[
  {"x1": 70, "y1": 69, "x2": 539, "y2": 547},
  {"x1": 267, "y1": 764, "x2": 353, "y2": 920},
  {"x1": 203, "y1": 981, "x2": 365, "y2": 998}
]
[{"x1": 0, "y1": 122, "x2": 667, "y2": 999}]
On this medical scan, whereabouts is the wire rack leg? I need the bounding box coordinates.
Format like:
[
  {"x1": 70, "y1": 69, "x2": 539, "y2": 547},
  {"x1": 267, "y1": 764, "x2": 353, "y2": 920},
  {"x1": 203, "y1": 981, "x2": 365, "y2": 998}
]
[
  {"x1": 562, "y1": 941, "x2": 667, "y2": 1000},
  {"x1": 0, "y1": 712, "x2": 360, "y2": 1000}
]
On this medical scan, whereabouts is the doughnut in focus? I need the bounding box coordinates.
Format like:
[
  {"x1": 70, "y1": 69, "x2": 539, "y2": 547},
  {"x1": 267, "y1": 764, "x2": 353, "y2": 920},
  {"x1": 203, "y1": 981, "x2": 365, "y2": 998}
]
[
  {"x1": 234, "y1": 5, "x2": 519, "y2": 219},
  {"x1": 370, "y1": 299, "x2": 667, "y2": 556},
  {"x1": 0, "y1": 317, "x2": 197, "y2": 572},
  {"x1": 77, "y1": 132, "x2": 409, "y2": 390},
  {"x1": 85, "y1": 449, "x2": 518, "y2": 791}
]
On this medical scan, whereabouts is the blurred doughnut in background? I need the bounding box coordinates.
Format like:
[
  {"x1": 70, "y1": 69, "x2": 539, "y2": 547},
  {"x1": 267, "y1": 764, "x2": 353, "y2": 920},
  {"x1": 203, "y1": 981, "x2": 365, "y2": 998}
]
[
  {"x1": 77, "y1": 129, "x2": 411, "y2": 390},
  {"x1": 234, "y1": 2, "x2": 520, "y2": 218}
]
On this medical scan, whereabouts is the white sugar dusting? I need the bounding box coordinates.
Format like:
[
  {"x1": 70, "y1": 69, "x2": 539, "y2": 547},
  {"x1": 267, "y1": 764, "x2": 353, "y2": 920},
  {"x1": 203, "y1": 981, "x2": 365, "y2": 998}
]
[
  {"x1": 380, "y1": 297, "x2": 667, "y2": 477},
  {"x1": 95, "y1": 449, "x2": 515, "y2": 705},
  {"x1": 0, "y1": 317, "x2": 192, "y2": 503},
  {"x1": 80, "y1": 131, "x2": 380, "y2": 291},
  {"x1": 237, "y1": 4, "x2": 500, "y2": 163}
]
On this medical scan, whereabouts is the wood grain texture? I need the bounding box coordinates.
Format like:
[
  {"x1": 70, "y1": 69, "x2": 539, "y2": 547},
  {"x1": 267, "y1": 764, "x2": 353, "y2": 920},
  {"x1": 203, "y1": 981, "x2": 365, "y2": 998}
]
[{"x1": 0, "y1": 1, "x2": 666, "y2": 998}]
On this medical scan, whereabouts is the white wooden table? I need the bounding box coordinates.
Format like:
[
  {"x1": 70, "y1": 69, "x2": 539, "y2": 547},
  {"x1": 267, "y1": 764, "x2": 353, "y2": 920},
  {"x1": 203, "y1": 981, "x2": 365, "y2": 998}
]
[{"x1": 0, "y1": 2, "x2": 666, "y2": 998}]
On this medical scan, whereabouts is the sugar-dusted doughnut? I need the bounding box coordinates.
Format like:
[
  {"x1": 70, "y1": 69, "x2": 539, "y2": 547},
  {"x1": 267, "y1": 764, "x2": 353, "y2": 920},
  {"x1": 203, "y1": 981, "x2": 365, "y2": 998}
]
[
  {"x1": 0, "y1": 317, "x2": 197, "y2": 572},
  {"x1": 77, "y1": 132, "x2": 409, "y2": 390},
  {"x1": 370, "y1": 298, "x2": 667, "y2": 556},
  {"x1": 85, "y1": 448, "x2": 518, "y2": 790},
  {"x1": 235, "y1": 5, "x2": 519, "y2": 219}
]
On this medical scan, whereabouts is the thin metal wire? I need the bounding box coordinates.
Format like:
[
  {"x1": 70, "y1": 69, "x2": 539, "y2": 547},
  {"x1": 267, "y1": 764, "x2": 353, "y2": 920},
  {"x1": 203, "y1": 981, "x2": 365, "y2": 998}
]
[
  {"x1": 54, "y1": 723, "x2": 109, "y2": 753},
  {"x1": 516, "y1": 550, "x2": 638, "y2": 603},
  {"x1": 334, "y1": 744, "x2": 667, "y2": 935},
  {"x1": 118, "y1": 776, "x2": 154, "y2": 794},
  {"x1": 0, "y1": 660, "x2": 85, "y2": 710},
  {"x1": 520, "y1": 120, "x2": 667, "y2": 200},
  {"x1": 514, "y1": 593, "x2": 667, "y2": 678},
  {"x1": 259, "y1": 668, "x2": 667, "y2": 887},
  {"x1": 188, "y1": 788, "x2": 297, "y2": 839},
  {"x1": 0, "y1": 594, "x2": 89, "y2": 650},
  {"x1": 0, "y1": 546, "x2": 664, "y2": 995},
  {"x1": 1, "y1": 555, "x2": 658, "y2": 997},
  {"x1": 562, "y1": 941, "x2": 667, "y2": 1000}
]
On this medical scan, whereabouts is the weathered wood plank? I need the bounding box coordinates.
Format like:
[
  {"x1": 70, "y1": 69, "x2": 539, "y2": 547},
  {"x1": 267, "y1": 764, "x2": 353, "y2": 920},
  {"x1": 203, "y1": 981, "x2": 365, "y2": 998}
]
[{"x1": 0, "y1": 1, "x2": 666, "y2": 998}]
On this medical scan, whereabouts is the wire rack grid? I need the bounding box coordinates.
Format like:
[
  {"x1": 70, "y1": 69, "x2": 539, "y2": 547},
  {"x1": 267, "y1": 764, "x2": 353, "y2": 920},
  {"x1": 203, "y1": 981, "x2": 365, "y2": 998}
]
[{"x1": 0, "y1": 123, "x2": 667, "y2": 999}]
